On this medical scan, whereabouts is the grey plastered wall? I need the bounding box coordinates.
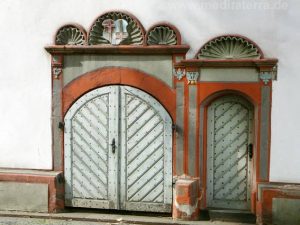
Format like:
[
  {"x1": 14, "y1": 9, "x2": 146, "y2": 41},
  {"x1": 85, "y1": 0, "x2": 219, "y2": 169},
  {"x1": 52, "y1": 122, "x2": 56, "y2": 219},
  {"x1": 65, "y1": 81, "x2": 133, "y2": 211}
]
[
  {"x1": 273, "y1": 198, "x2": 300, "y2": 225},
  {"x1": 63, "y1": 55, "x2": 173, "y2": 87},
  {"x1": 0, "y1": 182, "x2": 48, "y2": 212},
  {"x1": 260, "y1": 86, "x2": 271, "y2": 180},
  {"x1": 176, "y1": 82, "x2": 184, "y2": 175},
  {"x1": 199, "y1": 68, "x2": 258, "y2": 82},
  {"x1": 188, "y1": 85, "x2": 197, "y2": 176}
]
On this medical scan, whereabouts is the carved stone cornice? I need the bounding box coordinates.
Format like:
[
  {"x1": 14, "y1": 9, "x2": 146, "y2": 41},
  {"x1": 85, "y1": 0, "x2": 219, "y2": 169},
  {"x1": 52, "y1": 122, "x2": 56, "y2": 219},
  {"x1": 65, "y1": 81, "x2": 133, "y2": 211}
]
[
  {"x1": 45, "y1": 45, "x2": 190, "y2": 55},
  {"x1": 174, "y1": 59, "x2": 278, "y2": 69}
]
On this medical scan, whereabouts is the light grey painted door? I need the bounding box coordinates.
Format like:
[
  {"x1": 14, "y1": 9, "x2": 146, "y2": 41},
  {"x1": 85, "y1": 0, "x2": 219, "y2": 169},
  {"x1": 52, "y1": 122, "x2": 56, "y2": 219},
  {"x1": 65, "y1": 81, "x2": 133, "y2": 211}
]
[
  {"x1": 64, "y1": 86, "x2": 172, "y2": 212},
  {"x1": 64, "y1": 86, "x2": 119, "y2": 209},
  {"x1": 206, "y1": 95, "x2": 254, "y2": 210},
  {"x1": 120, "y1": 87, "x2": 173, "y2": 212}
]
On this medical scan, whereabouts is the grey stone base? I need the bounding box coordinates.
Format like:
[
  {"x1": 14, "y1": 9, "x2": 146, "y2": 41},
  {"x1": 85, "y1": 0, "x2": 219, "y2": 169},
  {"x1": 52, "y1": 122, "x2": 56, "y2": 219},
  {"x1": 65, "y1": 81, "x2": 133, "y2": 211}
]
[{"x1": 0, "y1": 182, "x2": 48, "y2": 212}]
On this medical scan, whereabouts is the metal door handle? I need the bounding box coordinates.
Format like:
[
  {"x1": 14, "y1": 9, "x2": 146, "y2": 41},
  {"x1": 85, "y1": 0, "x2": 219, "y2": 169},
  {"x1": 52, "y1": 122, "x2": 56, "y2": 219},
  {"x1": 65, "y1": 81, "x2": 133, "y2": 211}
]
[
  {"x1": 111, "y1": 138, "x2": 116, "y2": 154},
  {"x1": 248, "y1": 143, "x2": 253, "y2": 160}
]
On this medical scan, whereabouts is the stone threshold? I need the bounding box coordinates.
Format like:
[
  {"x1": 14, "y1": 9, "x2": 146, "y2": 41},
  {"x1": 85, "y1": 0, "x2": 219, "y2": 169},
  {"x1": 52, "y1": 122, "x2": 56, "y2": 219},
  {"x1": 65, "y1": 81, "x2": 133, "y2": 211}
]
[{"x1": 0, "y1": 210, "x2": 254, "y2": 225}]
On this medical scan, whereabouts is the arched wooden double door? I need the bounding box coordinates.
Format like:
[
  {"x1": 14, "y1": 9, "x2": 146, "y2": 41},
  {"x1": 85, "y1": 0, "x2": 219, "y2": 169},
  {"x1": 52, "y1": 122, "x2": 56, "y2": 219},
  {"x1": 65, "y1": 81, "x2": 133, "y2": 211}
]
[
  {"x1": 64, "y1": 85, "x2": 172, "y2": 212},
  {"x1": 206, "y1": 95, "x2": 254, "y2": 210}
]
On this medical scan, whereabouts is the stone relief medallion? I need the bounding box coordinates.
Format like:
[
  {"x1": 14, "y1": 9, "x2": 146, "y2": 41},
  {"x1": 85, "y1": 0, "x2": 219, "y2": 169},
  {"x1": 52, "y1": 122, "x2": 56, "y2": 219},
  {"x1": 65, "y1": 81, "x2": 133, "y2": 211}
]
[
  {"x1": 89, "y1": 12, "x2": 144, "y2": 45},
  {"x1": 102, "y1": 19, "x2": 129, "y2": 45}
]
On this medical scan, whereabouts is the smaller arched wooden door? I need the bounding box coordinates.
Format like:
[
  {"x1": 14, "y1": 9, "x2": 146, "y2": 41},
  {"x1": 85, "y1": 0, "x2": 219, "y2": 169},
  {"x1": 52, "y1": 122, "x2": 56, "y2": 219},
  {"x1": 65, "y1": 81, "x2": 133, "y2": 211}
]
[
  {"x1": 206, "y1": 95, "x2": 254, "y2": 210},
  {"x1": 64, "y1": 85, "x2": 173, "y2": 212}
]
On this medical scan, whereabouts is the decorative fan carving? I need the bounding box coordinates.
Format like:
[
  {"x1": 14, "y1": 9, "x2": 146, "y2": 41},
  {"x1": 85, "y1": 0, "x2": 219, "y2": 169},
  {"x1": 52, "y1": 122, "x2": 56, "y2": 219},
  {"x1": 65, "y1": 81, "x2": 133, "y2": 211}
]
[
  {"x1": 55, "y1": 26, "x2": 86, "y2": 45},
  {"x1": 88, "y1": 12, "x2": 144, "y2": 45},
  {"x1": 198, "y1": 36, "x2": 261, "y2": 59},
  {"x1": 147, "y1": 26, "x2": 177, "y2": 45}
]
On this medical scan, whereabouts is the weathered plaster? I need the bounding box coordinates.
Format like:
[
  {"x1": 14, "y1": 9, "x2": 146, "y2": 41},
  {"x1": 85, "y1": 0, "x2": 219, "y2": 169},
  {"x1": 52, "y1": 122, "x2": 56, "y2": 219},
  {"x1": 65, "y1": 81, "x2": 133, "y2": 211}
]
[{"x1": 63, "y1": 55, "x2": 173, "y2": 87}]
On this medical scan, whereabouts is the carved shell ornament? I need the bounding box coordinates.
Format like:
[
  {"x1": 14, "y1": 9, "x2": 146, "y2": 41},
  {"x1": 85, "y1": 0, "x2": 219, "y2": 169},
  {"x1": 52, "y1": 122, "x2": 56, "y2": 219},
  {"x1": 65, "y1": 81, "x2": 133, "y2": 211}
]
[
  {"x1": 147, "y1": 26, "x2": 177, "y2": 45},
  {"x1": 198, "y1": 36, "x2": 261, "y2": 59},
  {"x1": 55, "y1": 26, "x2": 86, "y2": 45},
  {"x1": 88, "y1": 12, "x2": 144, "y2": 45}
]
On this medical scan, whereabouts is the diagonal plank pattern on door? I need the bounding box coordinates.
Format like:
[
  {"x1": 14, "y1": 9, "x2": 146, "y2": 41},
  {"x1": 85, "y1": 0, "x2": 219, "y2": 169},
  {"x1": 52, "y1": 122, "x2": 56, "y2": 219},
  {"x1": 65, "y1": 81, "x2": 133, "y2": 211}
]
[
  {"x1": 125, "y1": 93, "x2": 165, "y2": 203},
  {"x1": 71, "y1": 94, "x2": 109, "y2": 200},
  {"x1": 64, "y1": 86, "x2": 172, "y2": 212},
  {"x1": 207, "y1": 95, "x2": 254, "y2": 210}
]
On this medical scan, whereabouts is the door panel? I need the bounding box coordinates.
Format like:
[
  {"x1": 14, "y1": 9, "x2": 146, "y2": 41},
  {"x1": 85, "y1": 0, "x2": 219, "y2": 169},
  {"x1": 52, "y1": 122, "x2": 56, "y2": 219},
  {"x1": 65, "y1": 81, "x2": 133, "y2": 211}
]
[
  {"x1": 120, "y1": 87, "x2": 173, "y2": 212},
  {"x1": 64, "y1": 85, "x2": 172, "y2": 212},
  {"x1": 207, "y1": 95, "x2": 253, "y2": 210},
  {"x1": 64, "y1": 86, "x2": 118, "y2": 209}
]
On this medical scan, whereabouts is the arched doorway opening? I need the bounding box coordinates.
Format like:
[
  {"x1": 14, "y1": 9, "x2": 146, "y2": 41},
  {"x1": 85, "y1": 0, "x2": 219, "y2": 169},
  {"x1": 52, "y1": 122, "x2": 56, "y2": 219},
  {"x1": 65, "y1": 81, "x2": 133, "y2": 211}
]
[
  {"x1": 205, "y1": 94, "x2": 254, "y2": 210},
  {"x1": 64, "y1": 85, "x2": 173, "y2": 212}
]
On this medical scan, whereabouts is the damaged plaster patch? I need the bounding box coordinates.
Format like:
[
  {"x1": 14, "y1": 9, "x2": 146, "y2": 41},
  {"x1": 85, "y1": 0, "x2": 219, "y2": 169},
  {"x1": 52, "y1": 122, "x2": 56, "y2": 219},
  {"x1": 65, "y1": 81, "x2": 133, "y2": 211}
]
[
  {"x1": 174, "y1": 186, "x2": 198, "y2": 216},
  {"x1": 174, "y1": 197, "x2": 198, "y2": 216}
]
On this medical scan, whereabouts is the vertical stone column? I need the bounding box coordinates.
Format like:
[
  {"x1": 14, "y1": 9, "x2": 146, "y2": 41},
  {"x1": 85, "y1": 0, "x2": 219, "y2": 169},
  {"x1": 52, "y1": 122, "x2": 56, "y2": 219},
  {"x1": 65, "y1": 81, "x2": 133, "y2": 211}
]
[
  {"x1": 259, "y1": 85, "x2": 271, "y2": 181},
  {"x1": 176, "y1": 82, "x2": 185, "y2": 175},
  {"x1": 188, "y1": 85, "x2": 197, "y2": 176},
  {"x1": 51, "y1": 55, "x2": 64, "y2": 171}
]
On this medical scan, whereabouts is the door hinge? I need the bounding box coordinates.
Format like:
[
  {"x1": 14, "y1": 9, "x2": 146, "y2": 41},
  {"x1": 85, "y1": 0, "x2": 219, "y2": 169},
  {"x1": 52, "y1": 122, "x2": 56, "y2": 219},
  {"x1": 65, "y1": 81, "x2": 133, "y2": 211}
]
[
  {"x1": 172, "y1": 176, "x2": 178, "y2": 186},
  {"x1": 56, "y1": 173, "x2": 65, "y2": 184},
  {"x1": 248, "y1": 143, "x2": 253, "y2": 160},
  {"x1": 172, "y1": 124, "x2": 177, "y2": 131},
  {"x1": 111, "y1": 138, "x2": 116, "y2": 154},
  {"x1": 58, "y1": 121, "x2": 65, "y2": 131}
]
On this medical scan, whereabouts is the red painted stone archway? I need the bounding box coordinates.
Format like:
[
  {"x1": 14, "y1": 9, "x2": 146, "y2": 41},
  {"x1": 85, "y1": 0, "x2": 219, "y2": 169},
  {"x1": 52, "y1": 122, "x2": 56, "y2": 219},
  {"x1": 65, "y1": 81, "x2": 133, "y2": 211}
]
[{"x1": 62, "y1": 67, "x2": 176, "y2": 121}]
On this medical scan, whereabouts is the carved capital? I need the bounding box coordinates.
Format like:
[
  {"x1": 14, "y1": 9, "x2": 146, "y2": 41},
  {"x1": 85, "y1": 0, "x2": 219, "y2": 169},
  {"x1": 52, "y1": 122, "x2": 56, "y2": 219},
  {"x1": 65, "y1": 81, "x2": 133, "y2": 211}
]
[
  {"x1": 51, "y1": 55, "x2": 63, "y2": 79},
  {"x1": 259, "y1": 72, "x2": 272, "y2": 85},
  {"x1": 52, "y1": 55, "x2": 63, "y2": 66},
  {"x1": 173, "y1": 68, "x2": 185, "y2": 80},
  {"x1": 186, "y1": 71, "x2": 199, "y2": 84},
  {"x1": 52, "y1": 67, "x2": 62, "y2": 79}
]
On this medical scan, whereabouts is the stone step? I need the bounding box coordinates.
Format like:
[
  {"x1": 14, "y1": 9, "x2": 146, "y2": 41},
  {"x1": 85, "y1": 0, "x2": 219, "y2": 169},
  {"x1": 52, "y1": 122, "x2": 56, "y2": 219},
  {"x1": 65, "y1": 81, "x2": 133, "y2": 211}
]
[
  {"x1": 0, "y1": 209, "x2": 256, "y2": 225},
  {"x1": 208, "y1": 209, "x2": 256, "y2": 224}
]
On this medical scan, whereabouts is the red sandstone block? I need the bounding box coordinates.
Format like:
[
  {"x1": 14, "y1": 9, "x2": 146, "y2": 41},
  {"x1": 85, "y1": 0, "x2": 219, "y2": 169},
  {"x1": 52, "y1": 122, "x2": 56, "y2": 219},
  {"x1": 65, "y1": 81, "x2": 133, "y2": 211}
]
[
  {"x1": 175, "y1": 179, "x2": 198, "y2": 197},
  {"x1": 176, "y1": 196, "x2": 197, "y2": 205},
  {"x1": 173, "y1": 178, "x2": 200, "y2": 221}
]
